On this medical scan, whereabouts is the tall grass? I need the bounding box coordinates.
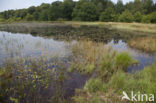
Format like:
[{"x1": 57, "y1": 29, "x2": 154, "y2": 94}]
[
  {"x1": 73, "y1": 62, "x2": 156, "y2": 103},
  {"x1": 128, "y1": 37, "x2": 156, "y2": 53}
]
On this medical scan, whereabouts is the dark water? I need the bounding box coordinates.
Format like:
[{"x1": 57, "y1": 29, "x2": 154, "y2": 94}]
[{"x1": 0, "y1": 31, "x2": 156, "y2": 99}]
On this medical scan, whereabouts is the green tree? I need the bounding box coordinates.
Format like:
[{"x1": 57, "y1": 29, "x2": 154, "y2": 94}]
[
  {"x1": 72, "y1": 1, "x2": 98, "y2": 21},
  {"x1": 33, "y1": 12, "x2": 40, "y2": 20},
  {"x1": 143, "y1": 0, "x2": 154, "y2": 14},
  {"x1": 48, "y1": 1, "x2": 63, "y2": 21},
  {"x1": 142, "y1": 11, "x2": 156, "y2": 23},
  {"x1": 119, "y1": 10, "x2": 134, "y2": 22},
  {"x1": 100, "y1": 7, "x2": 116, "y2": 22},
  {"x1": 115, "y1": 0, "x2": 124, "y2": 14},
  {"x1": 134, "y1": 11, "x2": 142, "y2": 22},
  {"x1": 62, "y1": 0, "x2": 74, "y2": 20},
  {"x1": 25, "y1": 13, "x2": 33, "y2": 21},
  {"x1": 39, "y1": 10, "x2": 49, "y2": 21},
  {"x1": 28, "y1": 6, "x2": 35, "y2": 15}
]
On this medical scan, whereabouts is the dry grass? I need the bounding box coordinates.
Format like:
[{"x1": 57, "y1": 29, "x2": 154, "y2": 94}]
[
  {"x1": 128, "y1": 37, "x2": 156, "y2": 53},
  {"x1": 64, "y1": 21, "x2": 156, "y2": 34}
]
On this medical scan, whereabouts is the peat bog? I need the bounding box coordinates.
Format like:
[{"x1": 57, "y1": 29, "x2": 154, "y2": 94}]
[{"x1": 0, "y1": 23, "x2": 156, "y2": 103}]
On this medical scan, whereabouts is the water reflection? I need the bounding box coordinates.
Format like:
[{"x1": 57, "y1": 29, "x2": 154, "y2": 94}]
[
  {"x1": 107, "y1": 39, "x2": 156, "y2": 72},
  {"x1": 0, "y1": 31, "x2": 70, "y2": 65},
  {"x1": 0, "y1": 31, "x2": 156, "y2": 72}
]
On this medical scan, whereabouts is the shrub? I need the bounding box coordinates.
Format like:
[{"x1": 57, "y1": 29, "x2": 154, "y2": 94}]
[{"x1": 119, "y1": 10, "x2": 134, "y2": 22}]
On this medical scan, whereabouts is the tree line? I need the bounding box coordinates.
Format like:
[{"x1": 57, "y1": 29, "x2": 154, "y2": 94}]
[{"x1": 0, "y1": 0, "x2": 156, "y2": 23}]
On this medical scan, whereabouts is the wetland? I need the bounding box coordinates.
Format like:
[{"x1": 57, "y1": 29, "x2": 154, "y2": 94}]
[{"x1": 0, "y1": 22, "x2": 156, "y2": 103}]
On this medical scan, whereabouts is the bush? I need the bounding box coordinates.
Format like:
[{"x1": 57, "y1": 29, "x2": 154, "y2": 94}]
[{"x1": 119, "y1": 10, "x2": 134, "y2": 22}]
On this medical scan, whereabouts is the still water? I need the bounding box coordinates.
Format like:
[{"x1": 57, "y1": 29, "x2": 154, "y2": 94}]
[
  {"x1": 0, "y1": 31, "x2": 156, "y2": 99},
  {"x1": 0, "y1": 31, "x2": 156, "y2": 73}
]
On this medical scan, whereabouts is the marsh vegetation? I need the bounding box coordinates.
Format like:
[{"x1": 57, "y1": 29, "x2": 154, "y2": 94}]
[{"x1": 0, "y1": 22, "x2": 156, "y2": 103}]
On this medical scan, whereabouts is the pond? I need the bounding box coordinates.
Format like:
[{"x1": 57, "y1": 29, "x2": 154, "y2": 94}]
[
  {"x1": 0, "y1": 30, "x2": 156, "y2": 102},
  {"x1": 0, "y1": 31, "x2": 156, "y2": 72}
]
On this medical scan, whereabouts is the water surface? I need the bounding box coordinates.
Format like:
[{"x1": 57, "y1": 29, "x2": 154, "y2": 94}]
[{"x1": 0, "y1": 31, "x2": 156, "y2": 72}]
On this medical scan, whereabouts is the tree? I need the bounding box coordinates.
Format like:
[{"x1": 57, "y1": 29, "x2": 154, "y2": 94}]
[
  {"x1": 143, "y1": 0, "x2": 154, "y2": 14},
  {"x1": 33, "y1": 12, "x2": 40, "y2": 20},
  {"x1": 39, "y1": 10, "x2": 49, "y2": 21},
  {"x1": 115, "y1": 0, "x2": 124, "y2": 14},
  {"x1": 25, "y1": 14, "x2": 33, "y2": 21},
  {"x1": 28, "y1": 6, "x2": 35, "y2": 15},
  {"x1": 100, "y1": 7, "x2": 116, "y2": 22},
  {"x1": 132, "y1": 0, "x2": 144, "y2": 13},
  {"x1": 119, "y1": 10, "x2": 134, "y2": 22},
  {"x1": 48, "y1": 1, "x2": 63, "y2": 21},
  {"x1": 134, "y1": 11, "x2": 142, "y2": 22},
  {"x1": 142, "y1": 11, "x2": 156, "y2": 23},
  {"x1": 72, "y1": 1, "x2": 98, "y2": 21},
  {"x1": 62, "y1": 0, "x2": 74, "y2": 20}
]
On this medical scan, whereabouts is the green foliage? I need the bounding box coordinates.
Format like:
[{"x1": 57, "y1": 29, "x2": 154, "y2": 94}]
[
  {"x1": 0, "y1": 17, "x2": 5, "y2": 22},
  {"x1": 28, "y1": 6, "x2": 35, "y2": 15},
  {"x1": 134, "y1": 11, "x2": 142, "y2": 22},
  {"x1": 33, "y1": 12, "x2": 40, "y2": 20},
  {"x1": 39, "y1": 10, "x2": 49, "y2": 21},
  {"x1": 0, "y1": 0, "x2": 155, "y2": 23},
  {"x1": 100, "y1": 7, "x2": 116, "y2": 22},
  {"x1": 84, "y1": 78, "x2": 106, "y2": 93},
  {"x1": 74, "y1": 61, "x2": 156, "y2": 103},
  {"x1": 25, "y1": 13, "x2": 33, "y2": 21},
  {"x1": 72, "y1": 1, "x2": 98, "y2": 21},
  {"x1": 142, "y1": 11, "x2": 156, "y2": 23},
  {"x1": 48, "y1": 1, "x2": 63, "y2": 21},
  {"x1": 108, "y1": 70, "x2": 127, "y2": 89},
  {"x1": 115, "y1": 0, "x2": 124, "y2": 14},
  {"x1": 115, "y1": 52, "x2": 133, "y2": 69},
  {"x1": 119, "y1": 10, "x2": 134, "y2": 22},
  {"x1": 61, "y1": 0, "x2": 74, "y2": 20}
]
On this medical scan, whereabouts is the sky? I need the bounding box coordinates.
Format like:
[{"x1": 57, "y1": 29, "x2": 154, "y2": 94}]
[{"x1": 0, "y1": 0, "x2": 154, "y2": 12}]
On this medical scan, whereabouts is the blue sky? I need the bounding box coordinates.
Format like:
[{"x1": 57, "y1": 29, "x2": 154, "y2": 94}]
[{"x1": 0, "y1": 0, "x2": 154, "y2": 12}]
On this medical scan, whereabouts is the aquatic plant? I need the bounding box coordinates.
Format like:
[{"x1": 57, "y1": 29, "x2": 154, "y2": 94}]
[
  {"x1": 0, "y1": 57, "x2": 67, "y2": 103},
  {"x1": 114, "y1": 52, "x2": 133, "y2": 70}
]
